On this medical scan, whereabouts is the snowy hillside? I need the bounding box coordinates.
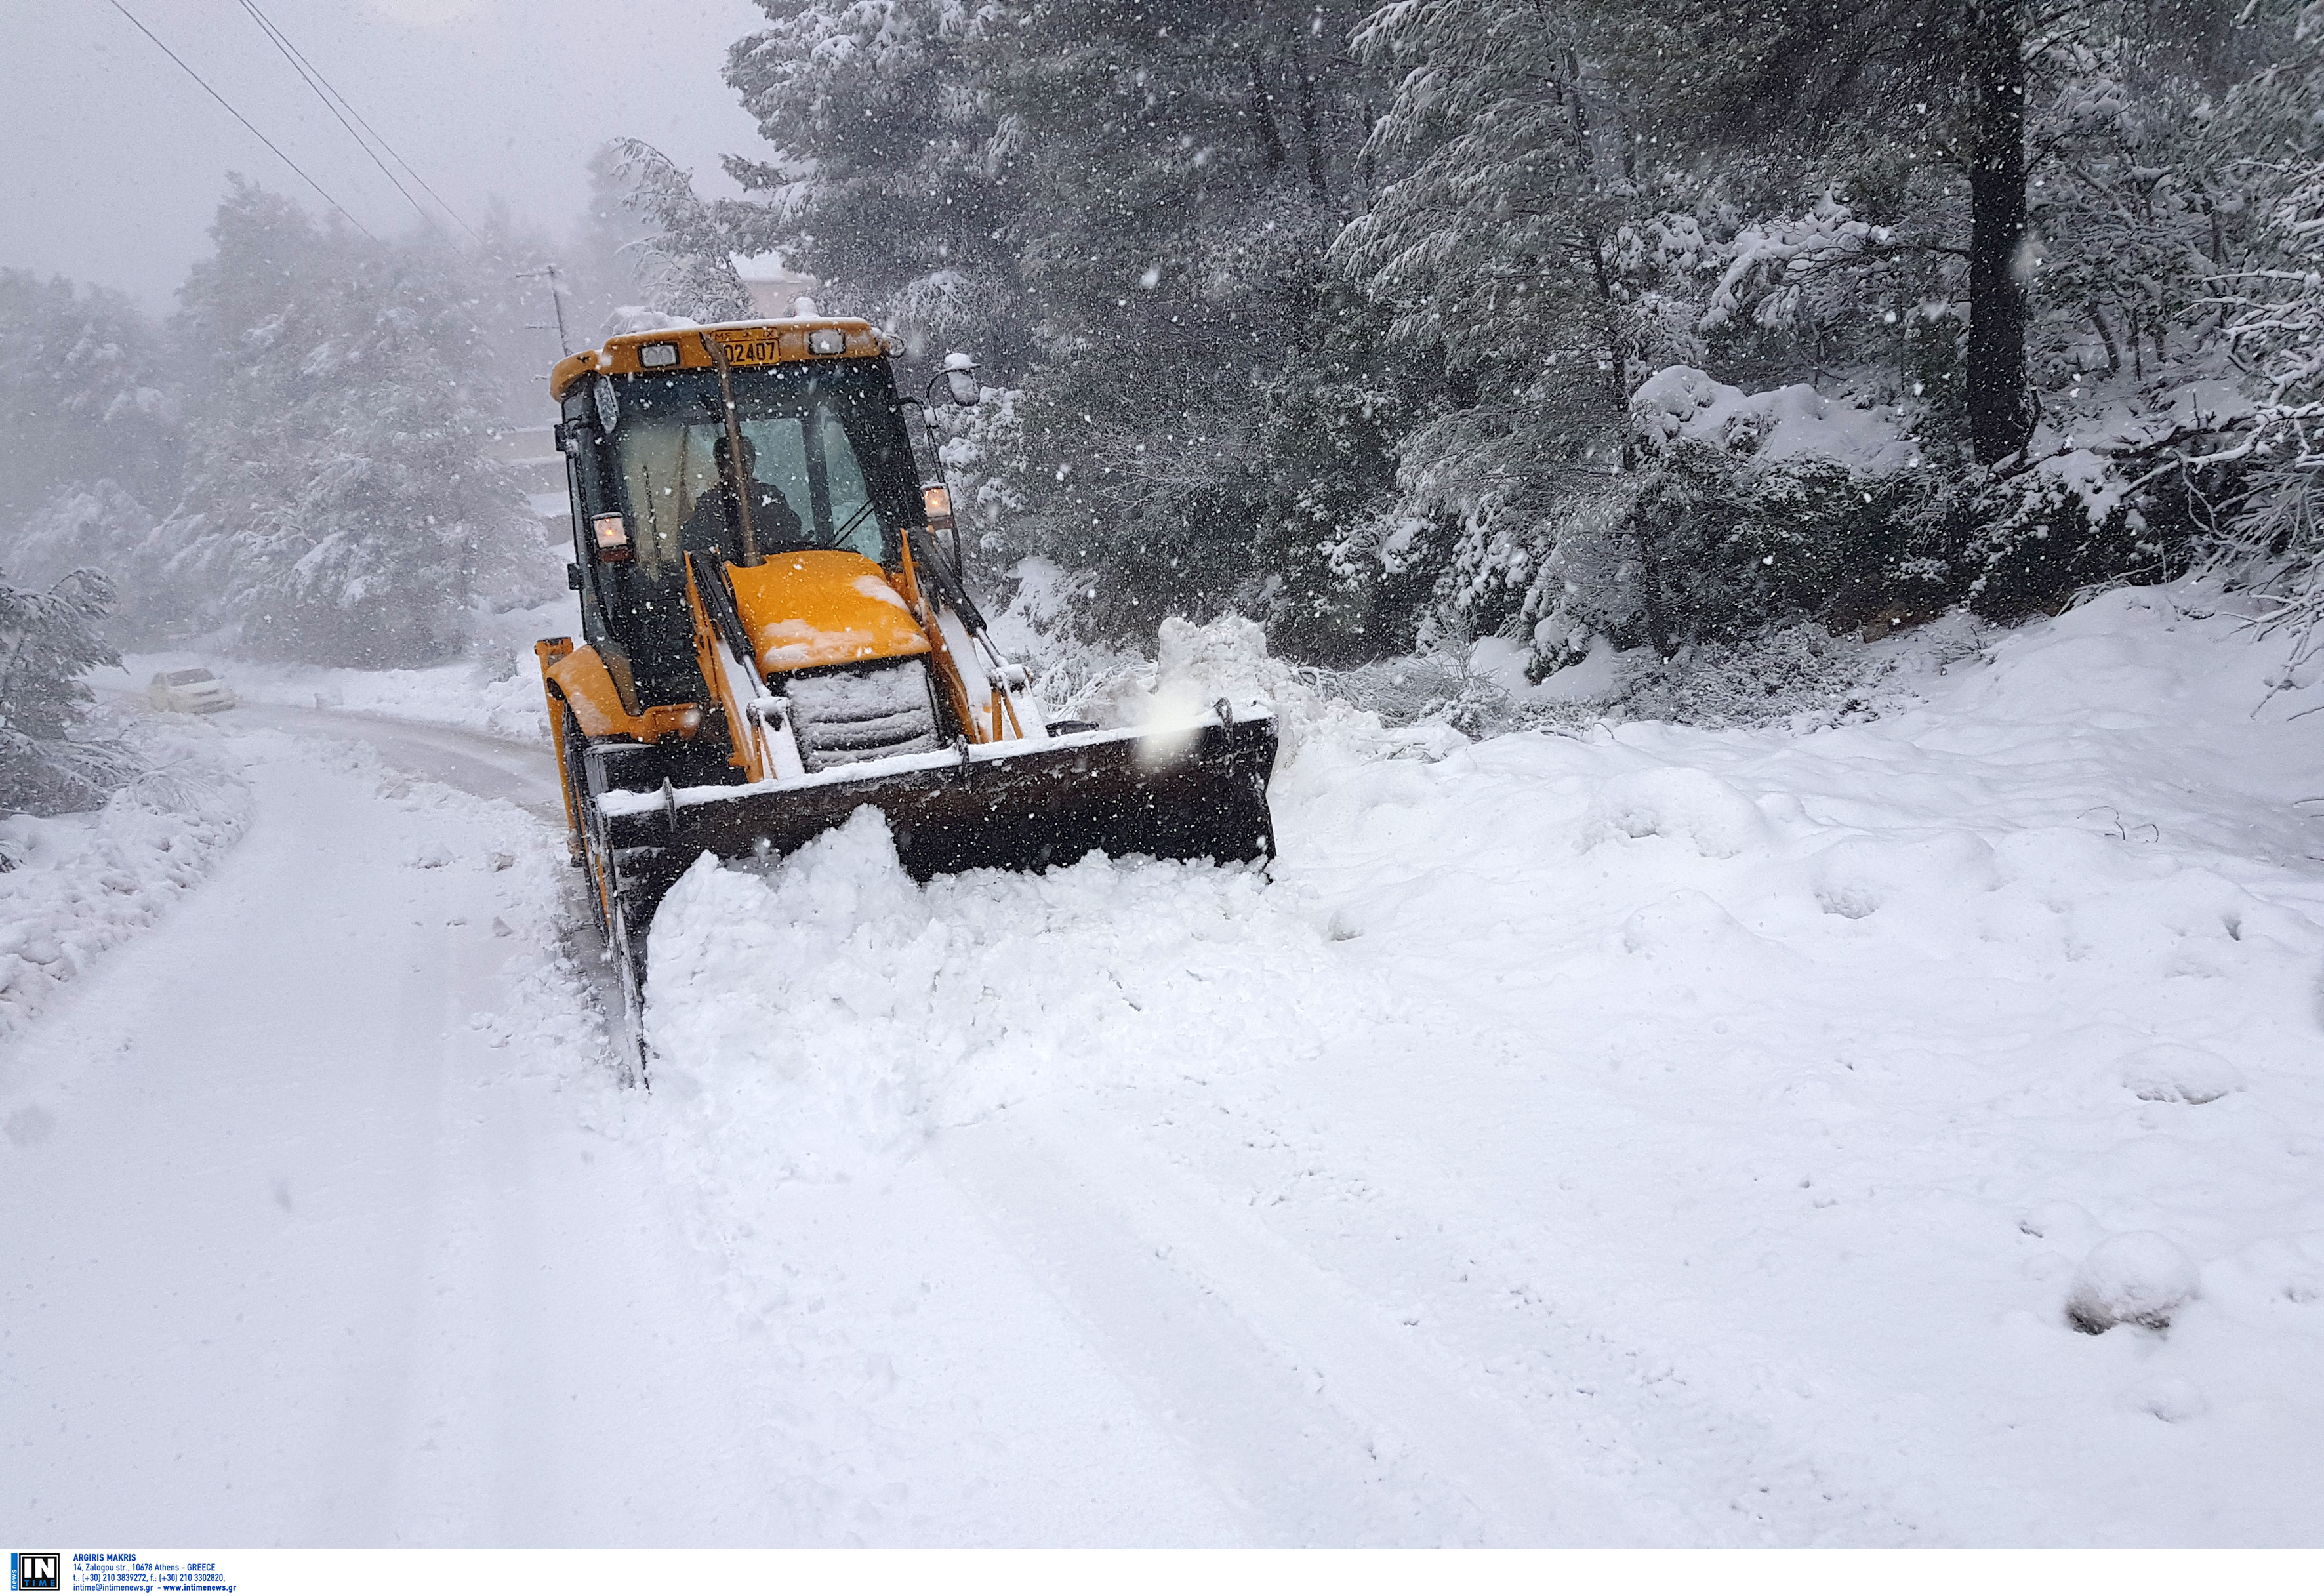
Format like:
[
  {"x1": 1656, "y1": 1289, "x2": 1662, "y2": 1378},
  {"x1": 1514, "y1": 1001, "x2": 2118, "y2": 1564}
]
[{"x1": 11, "y1": 584, "x2": 2316, "y2": 1546}]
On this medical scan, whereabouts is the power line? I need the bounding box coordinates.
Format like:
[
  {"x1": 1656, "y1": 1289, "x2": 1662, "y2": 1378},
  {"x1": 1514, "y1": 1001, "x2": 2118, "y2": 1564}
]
[
  {"x1": 103, "y1": 0, "x2": 377, "y2": 241},
  {"x1": 232, "y1": 0, "x2": 439, "y2": 237},
  {"x1": 234, "y1": 0, "x2": 485, "y2": 245}
]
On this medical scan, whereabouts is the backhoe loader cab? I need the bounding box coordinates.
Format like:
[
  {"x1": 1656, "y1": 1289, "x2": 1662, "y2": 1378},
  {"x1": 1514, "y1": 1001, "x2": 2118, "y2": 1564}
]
[{"x1": 536, "y1": 319, "x2": 1279, "y2": 1074}]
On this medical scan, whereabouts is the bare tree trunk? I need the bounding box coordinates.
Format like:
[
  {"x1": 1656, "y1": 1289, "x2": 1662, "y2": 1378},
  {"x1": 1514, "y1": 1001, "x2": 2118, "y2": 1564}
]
[
  {"x1": 1295, "y1": 37, "x2": 1329, "y2": 201},
  {"x1": 1965, "y1": 0, "x2": 2033, "y2": 464},
  {"x1": 1634, "y1": 523, "x2": 1673, "y2": 656},
  {"x1": 2088, "y1": 304, "x2": 2123, "y2": 375},
  {"x1": 1249, "y1": 52, "x2": 1289, "y2": 173}
]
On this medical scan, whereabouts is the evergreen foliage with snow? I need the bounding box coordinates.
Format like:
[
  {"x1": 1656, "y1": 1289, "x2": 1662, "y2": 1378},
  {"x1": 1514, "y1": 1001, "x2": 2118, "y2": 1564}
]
[
  {"x1": 0, "y1": 184, "x2": 562, "y2": 677},
  {"x1": 0, "y1": 565, "x2": 125, "y2": 816},
  {"x1": 159, "y1": 185, "x2": 550, "y2": 667},
  {"x1": 2203, "y1": 3, "x2": 2324, "y2": 602},
  {"x1": 0, "y1": 271, "x2": 180, "y2": 530},
  {"x1": 559, "y1": 0, "x2": 2312, "y2": 679}
]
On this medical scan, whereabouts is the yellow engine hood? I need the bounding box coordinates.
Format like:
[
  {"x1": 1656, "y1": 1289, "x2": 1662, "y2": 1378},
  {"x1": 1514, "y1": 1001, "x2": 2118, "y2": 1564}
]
[{"x1": 727, "y1": 551, "x2": 931, "y2": 675}]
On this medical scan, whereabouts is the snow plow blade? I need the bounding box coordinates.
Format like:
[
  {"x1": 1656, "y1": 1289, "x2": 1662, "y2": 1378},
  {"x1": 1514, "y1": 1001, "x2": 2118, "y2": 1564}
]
[{"x1": 596, "y1": 703, "x2": 1278, "y2": 886}]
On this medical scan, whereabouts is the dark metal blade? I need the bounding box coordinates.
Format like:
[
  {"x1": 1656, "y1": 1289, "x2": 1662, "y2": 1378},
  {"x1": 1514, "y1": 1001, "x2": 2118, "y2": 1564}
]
[{"x1": 604, "y1": 716, "x2": 1278, "y2": 885}]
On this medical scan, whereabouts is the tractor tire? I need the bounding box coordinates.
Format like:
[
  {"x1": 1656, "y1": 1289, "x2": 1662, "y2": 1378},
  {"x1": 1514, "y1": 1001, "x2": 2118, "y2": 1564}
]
[
  {"x1": 564, "y1": 706, "x2": 649, "y2": 1084},
  {"x1": 562, "y1": 706, "x2": 611, "y2": 943}
]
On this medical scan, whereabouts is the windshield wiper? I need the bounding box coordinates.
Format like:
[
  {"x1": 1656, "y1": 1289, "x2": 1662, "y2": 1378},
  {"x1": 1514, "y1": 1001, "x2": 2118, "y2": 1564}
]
[{"x1": 828, "y1": 499, "x2": 878, "y2": 548}]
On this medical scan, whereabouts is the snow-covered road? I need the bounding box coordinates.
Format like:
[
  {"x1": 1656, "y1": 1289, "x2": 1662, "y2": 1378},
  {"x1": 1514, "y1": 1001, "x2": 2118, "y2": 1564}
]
[
  {"x1": 9, "y1": 588, "x2": 2324, "y2": 1545},
  {"x1": 3, "y1": 719, "x2": 802, "y2": 1542}
]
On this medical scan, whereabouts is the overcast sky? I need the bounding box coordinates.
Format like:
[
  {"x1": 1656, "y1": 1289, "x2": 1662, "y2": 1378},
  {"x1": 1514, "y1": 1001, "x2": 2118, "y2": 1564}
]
[{"x1": 5, "y1": 0, "x2": 767, "y2": 308}]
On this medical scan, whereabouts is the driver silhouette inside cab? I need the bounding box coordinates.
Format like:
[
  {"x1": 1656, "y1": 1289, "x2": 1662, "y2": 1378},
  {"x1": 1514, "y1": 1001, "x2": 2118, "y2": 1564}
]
[{"x1": 681, "y1": 434, "x2": 811, "y2": 561}]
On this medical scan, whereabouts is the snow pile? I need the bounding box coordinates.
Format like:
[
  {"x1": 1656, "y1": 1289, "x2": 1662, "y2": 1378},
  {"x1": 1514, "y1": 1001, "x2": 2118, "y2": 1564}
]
[
  {"x1": 2066, "y1": 1233, "x2": 2202, "y2": 1334},
  {"x1": 0, "y1": 721, "x2": 250, "y2": 1040},
  {"x1": 1808, "y1": 830, "x2": 2001, "y2": 920},
  {"x1": 2119, "y1": 1043, "x2": 2244, "y2": 1105},
  {"x1": 642, "y1": 809, "x2": 1292, "y2": 1180},
  {"x1": 1581, "y1": 767, "x2": 1770, "y2": 859}
]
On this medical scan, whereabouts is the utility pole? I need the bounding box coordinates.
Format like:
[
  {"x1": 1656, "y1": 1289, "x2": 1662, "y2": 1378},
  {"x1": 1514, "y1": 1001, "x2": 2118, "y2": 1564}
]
[{"x1": 515, "y1": 263, "x2": 573, "y2": 356}]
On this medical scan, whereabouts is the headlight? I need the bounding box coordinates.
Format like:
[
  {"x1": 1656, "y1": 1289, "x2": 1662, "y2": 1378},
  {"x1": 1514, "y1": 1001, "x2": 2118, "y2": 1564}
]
[{"x1": 593, "y1": 513, "x2": 632, "y2": 562}]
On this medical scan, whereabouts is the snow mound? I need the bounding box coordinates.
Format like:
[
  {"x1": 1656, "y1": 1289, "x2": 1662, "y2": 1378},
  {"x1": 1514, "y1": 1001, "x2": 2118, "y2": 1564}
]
[
  {"x1": 2120, "y1": 1044, "x2": 2243, "y2": 1105},
  {"x1": 2125, "y1": 1376, "x2": 2207, "y2": 1423},
  {"x1": 1809, "y1": 831, "x2": 2000, "y2": 920},
  {"x1": 1582, "y1": 767, "x2": 1767, "y2": 859},
  {"x1": 2066, "y1": 1233, "x2": 2201, "y2": 1333},
  {"x1": 1619, "y1": 890, "x2": 1761, "y2": 958},
  {"x1": 642, "y1": 815, "x2": 931, "y2": 1173},
  {"x1": 641, "y1": 806, "x2": 1290, "y2": 1181}
]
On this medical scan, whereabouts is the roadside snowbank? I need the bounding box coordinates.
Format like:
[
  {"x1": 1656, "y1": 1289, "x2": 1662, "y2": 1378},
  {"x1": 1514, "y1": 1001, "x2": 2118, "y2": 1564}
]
[
  {"x1": 0, "y1": 715, "x2": 250, "y2": 1042},
  {"x1": 636, "y1": 581, "x2": 2324, "y2": 1543}
]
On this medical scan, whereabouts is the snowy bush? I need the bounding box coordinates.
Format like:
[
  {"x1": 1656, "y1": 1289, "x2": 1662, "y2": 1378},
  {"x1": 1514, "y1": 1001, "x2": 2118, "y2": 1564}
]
[
  {"x1": 1965, "y1": 475, "x2": 2187, "y2": 623},
  {"x1": 1611, "y1": 626, "x2": 1882, "y2": 730}
]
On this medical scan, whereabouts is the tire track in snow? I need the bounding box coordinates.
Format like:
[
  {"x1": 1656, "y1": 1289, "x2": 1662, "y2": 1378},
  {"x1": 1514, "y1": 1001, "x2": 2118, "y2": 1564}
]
[{"x1": 941, "y1": 1097, "x2": 1658, "y2": 1545}]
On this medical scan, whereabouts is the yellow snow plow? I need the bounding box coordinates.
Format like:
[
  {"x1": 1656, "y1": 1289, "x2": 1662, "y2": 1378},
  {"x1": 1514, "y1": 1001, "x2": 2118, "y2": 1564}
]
[{"x1": 535, "y1": 320, "x2": 1278, "y2": 1067}]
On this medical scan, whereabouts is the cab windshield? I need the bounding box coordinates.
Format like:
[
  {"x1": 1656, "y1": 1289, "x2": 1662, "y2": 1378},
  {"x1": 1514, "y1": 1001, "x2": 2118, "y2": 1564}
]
[{"x1": 606, "y1": 359, "x2": 920, "y2": 575}]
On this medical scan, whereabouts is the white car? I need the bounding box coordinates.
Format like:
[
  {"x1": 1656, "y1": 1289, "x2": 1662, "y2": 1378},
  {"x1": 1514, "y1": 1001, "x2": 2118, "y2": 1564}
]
[{"x1": 148, "y1": 667, "x2": 237, "y2": 714}]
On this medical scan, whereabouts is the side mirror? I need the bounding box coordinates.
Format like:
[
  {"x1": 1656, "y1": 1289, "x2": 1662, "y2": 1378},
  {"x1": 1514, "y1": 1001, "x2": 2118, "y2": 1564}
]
[{"x1": 943, "y1": 351, "x2": 980, "y2": 407}]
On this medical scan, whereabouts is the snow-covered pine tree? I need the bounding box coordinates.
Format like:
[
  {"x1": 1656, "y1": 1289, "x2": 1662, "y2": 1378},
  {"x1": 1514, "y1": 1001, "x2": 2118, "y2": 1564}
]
[
  {"x1": 0, "y1": 270, "x2": 179, "y2": 531},
  {"x1": 0, "y1": 565, "x2": 125, "y2": 816},
  {"x1": 1627, "y1": 0, "x2": 2056, "y2": 464},
  {"x1": 165, "y1": 182, "x2": 550, "y2": 666},
  {"x1": 7, "y1": 481, "x2": 170, "y2": 645},
  {"x1": 723, "y1": 0, "x2": 1028, "y2": 366},
  {"x1": 1332, "y1": 0, "x2": 1642, "y2": 657},
  {"x1": 968, "y1": 0, "x2": 1379, "y2": 635},
  {"x1": 600, "y1": 140, "x2": 754, "y2": 323}
]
